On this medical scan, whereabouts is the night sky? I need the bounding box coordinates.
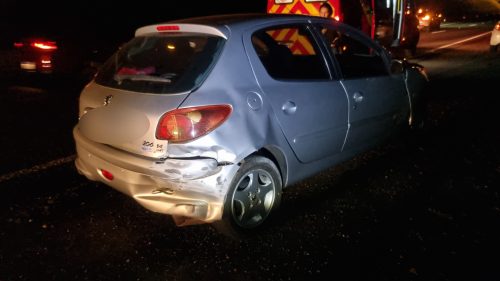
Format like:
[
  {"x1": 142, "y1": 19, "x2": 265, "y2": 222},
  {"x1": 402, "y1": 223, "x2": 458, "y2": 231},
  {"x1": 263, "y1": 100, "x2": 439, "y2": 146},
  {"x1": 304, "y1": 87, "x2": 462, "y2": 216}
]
[
  {"x1": 1, "y1": 1, "x2": 267, "y2": 32},
  {"x1": 1, "y1": 0, "x2": 268, "y2": 45}
]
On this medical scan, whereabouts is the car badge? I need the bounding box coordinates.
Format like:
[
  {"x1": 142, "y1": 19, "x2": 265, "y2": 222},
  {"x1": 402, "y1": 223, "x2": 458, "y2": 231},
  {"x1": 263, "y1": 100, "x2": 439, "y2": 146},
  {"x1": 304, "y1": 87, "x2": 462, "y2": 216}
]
[{"x1": 103, "y1": 95, "x2": 113, "y2": 106}]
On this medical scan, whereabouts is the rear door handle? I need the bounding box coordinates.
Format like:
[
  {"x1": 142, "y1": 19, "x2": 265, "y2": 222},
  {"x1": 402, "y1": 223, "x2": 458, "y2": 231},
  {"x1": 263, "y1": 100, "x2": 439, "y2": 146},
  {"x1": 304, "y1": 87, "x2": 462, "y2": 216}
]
[{"x1": 282, "y1": 101, "x2": 297, "y2": 115}]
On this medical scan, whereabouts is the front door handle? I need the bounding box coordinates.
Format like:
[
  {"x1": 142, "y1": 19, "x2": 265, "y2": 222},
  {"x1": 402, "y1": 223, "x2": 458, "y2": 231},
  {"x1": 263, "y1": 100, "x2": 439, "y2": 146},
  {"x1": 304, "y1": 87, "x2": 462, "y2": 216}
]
[{"x1": 353, "y1": 92, "x2": 364, "y2": 103}]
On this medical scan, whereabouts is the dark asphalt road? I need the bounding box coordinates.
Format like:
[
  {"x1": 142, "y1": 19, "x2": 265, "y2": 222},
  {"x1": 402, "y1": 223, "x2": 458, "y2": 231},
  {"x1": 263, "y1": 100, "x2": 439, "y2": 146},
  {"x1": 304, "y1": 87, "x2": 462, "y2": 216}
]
[{"x1": 1, "y1": 36, "x2": 499, "y2": 281}]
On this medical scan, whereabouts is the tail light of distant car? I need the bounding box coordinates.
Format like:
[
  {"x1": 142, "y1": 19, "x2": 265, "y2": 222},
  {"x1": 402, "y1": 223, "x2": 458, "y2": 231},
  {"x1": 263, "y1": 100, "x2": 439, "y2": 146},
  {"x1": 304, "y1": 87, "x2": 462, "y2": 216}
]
[
  {"x1": 32, "y1": 41, "x2": 58, "y2": 50},
  {"x1": 14, "y1": 40, "x2": 58, "y2": 51},
  {"x1": 156, "y1": 105, "x2": 232, "y2": 143}
]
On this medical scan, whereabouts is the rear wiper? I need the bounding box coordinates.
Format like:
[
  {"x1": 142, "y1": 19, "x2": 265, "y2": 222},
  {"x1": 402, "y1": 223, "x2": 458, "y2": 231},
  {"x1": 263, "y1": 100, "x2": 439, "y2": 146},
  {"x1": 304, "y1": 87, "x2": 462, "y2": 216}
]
[{"x1": 114, "y1": 74, "x2": 172, "y2": 84}]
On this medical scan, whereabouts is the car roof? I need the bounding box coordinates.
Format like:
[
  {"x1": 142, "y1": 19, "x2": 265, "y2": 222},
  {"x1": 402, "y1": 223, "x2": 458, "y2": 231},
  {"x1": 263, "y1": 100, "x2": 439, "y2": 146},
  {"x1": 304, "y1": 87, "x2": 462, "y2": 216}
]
[
  {"x1": 168, "y1": 13, "x2": 314, "y2": 25},
  {"x1": 135, "y1": 13, "x2": 342, "y2": 38}
]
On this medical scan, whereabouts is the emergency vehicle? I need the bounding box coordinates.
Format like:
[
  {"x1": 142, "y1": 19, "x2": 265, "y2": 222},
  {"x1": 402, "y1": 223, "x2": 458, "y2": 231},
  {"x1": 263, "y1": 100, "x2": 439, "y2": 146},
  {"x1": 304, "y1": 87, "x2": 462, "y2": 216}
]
[{"x1": 267, "y1": 0, "x2": 420, "y2": 56}]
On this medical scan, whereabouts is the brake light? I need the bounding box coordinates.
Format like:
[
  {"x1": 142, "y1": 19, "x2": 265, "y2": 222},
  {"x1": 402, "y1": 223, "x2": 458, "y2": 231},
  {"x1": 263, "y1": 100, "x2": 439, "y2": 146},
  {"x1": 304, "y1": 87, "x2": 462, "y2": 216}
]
[
  {"x1": 156, "y1": 105, "x2": 232, "y2": 143},
  {"x1": 157, "y1": 25, "x2": 180, "y2": 32},
  {"x1": 32, "y1": 41, "x2": 58, "y2": 50}
]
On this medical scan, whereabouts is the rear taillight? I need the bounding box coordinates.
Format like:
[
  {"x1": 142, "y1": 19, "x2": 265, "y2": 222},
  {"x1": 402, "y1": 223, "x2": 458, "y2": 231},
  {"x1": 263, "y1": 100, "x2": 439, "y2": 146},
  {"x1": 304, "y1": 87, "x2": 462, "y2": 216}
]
[
  {"x1": 495, "y1": 23, "x2": 500, "y2": 31},
  {"x1": 156, "y1": 105, "x2": 232, "y2": 143}
]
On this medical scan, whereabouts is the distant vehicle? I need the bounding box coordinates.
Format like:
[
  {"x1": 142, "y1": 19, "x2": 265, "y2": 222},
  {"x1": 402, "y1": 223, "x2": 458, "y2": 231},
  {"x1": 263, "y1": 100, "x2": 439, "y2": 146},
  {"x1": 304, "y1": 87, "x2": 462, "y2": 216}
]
[
  {"x1": 490, "y1": 20, "x2": 500, "y2": 52},
  {"x1": 416, "y1": 8, "x2": 443, "y2": 32},
  {"x1": 72, "y1": 13, "x2": 429, "y2": 237},
  {"x1": 13, "y1": 37, "x2": 58, "y2": 74},
  {"x1": 11, "y1": 31, "x2": 118, "y2": 82},
  {"x1": 12, "y1": 33, "x2": 91, "y2": 78}
]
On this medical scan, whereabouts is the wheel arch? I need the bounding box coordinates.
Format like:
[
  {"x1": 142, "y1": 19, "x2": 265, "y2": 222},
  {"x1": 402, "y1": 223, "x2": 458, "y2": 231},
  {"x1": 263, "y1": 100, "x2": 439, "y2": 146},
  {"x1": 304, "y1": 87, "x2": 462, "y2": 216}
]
[{"x1": 246, "y1": 146, "x2": 288, "y2": 188}]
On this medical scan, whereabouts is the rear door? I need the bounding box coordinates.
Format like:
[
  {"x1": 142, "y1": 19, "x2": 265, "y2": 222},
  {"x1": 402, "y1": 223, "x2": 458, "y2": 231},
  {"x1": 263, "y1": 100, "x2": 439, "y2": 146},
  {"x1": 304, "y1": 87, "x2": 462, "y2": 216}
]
[{"x1": 244, "y1": 23, "x2": 349, "y2": 164}]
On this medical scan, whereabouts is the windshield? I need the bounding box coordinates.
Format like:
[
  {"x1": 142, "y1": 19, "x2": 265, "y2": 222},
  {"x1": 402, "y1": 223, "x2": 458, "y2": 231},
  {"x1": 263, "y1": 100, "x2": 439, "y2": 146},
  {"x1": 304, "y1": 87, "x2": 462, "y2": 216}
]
[{"x1": 95, "y1": 33, "x2": 224, "y2": 94}]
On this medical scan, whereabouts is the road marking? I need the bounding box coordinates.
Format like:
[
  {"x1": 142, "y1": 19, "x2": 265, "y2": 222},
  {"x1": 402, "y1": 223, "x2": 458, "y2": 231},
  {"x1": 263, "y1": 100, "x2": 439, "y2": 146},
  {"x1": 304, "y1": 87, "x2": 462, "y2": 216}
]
[
  {"x1": 430, "y1": 31, "x2": 492, "y2": 52},
  {"x1": 0, "y1": 155, "x2": 76, "y2": 183}
]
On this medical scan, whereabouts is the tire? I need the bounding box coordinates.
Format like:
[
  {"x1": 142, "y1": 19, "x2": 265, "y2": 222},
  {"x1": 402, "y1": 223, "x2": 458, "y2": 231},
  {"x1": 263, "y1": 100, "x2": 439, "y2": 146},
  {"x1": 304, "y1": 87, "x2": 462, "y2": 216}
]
[
  {"x1": 411, "y1": 46, "x2": 417, "y2": 57},
  {"x1": 212, "y1": 156, "x2": 282, "y2": 239},
  {"x1": 403, "y1": 45, "x2": 417, "y2": 58},
  {"x1": 411, "y1": 112, "x2": 426, "y2": 131},
  {"x1": 409, "y1": 92, "x2": 428, "y2": 132}
]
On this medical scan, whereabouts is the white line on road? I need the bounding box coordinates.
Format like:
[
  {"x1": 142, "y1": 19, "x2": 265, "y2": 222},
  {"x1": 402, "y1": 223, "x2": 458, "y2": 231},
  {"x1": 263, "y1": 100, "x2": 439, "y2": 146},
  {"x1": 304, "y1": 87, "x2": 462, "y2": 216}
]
[
  {"x1": 0, "y1": 155, "x2": 76, "y2": 183},
  {"x1": 430, "y1": 31, "x2": 492, "y2": 52}
]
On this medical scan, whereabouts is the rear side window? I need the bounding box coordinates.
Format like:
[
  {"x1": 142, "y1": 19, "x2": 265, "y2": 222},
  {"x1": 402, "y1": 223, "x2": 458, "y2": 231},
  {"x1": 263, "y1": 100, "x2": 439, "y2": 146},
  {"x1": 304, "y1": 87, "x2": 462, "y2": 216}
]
[
  {"x1": 95, "y1": 33, "x2": 224, "y2": 93},
  {"x1": 251, "y1": 25, "x2": 330, "y2": 80}
]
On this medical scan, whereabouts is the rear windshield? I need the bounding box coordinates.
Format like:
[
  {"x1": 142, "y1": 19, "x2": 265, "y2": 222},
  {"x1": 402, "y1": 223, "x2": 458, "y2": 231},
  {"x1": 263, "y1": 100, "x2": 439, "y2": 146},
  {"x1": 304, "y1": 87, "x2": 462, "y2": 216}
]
[{"x1": 95, "y1": 33, "x2": 224, "y2": 93}]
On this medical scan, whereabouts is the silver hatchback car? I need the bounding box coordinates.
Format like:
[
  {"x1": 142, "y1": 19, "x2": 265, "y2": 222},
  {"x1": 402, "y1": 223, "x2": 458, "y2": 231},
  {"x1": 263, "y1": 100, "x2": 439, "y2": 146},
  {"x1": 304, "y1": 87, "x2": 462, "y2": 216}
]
[{"x1": 73, "y1": 14, "x2": 428, "y2": 236}]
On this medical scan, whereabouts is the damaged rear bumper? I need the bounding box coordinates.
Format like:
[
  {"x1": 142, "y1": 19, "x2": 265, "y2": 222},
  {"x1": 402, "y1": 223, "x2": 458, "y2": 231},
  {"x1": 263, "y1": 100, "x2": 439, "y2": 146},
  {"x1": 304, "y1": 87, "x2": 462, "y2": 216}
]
[{"x1": 73, "y1": 126, "x2": 237, "y2": 226}]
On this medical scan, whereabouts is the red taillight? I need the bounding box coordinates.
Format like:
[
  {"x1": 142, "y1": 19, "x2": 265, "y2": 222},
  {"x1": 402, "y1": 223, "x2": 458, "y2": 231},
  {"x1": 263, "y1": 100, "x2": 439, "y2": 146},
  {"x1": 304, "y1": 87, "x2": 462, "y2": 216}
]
[
  {"x1": 14, "y1": 42, "x2": 24, "y2": 48},
  {"x1": 156, "y1": 105, "x2": 232, "y2": 143},
  {"x1": 31, "y1": 41, "x2": 58, "y2": 50}
]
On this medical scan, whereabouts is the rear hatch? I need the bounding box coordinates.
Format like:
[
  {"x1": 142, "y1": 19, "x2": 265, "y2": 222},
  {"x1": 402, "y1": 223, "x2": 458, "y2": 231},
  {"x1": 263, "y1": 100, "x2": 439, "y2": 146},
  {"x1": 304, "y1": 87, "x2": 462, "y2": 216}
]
[{"x1": 77, "y1": 25, "x2": 226, "y2": 158}]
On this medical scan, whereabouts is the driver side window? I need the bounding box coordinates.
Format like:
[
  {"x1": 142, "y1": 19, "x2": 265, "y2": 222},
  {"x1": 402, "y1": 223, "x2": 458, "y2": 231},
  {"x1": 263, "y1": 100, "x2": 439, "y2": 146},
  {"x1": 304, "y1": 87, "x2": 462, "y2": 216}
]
[{"x1": 318, "y1": 25, "x2": 388, "y2": 79}]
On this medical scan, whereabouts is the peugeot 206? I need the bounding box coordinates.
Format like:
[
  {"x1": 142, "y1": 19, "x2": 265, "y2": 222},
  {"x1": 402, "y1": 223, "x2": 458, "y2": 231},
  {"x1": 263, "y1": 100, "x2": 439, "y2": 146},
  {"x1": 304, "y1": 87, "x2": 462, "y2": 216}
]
[{"x1": 73, "y1": 14, "x2": 428, "y2": 237}]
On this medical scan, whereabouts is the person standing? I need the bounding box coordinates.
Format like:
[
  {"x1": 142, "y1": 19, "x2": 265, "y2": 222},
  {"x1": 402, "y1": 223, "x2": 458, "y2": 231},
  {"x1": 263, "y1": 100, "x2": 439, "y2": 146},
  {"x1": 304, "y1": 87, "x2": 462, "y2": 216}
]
[
  {"x1": 318, "y1": 2, "x2": 334, "y2": 19},
  {"x1": 318, "y1": 2, "x2": 341, "y2": 52},
  {"x1": 359, "y1": 0, "x2": 373, "y2": 36}
]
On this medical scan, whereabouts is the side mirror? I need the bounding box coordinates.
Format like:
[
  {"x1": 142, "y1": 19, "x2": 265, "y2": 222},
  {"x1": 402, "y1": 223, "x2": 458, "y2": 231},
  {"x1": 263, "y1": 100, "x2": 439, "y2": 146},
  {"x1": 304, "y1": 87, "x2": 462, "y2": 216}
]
[{"x1": 390, "y1": 59, "x2": 405, "y2": 74}]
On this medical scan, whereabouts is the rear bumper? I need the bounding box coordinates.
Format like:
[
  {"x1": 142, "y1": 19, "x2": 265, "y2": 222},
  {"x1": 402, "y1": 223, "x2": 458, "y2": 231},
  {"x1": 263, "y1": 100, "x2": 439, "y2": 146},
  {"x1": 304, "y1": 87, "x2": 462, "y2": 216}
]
[{"x1": 73, "y1": 126, "x2": 238, "y2": 225}]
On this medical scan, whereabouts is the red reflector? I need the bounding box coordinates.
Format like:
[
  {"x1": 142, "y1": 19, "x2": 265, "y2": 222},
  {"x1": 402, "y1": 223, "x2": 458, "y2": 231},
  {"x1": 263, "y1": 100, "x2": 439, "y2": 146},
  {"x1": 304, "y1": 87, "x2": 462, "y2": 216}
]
[
  {"x1": 156, "y1": 25, "x2": 180, "y2": 32},
  {"x1": 100, "y1": 169, "x2": 114, "y2": 181}
]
